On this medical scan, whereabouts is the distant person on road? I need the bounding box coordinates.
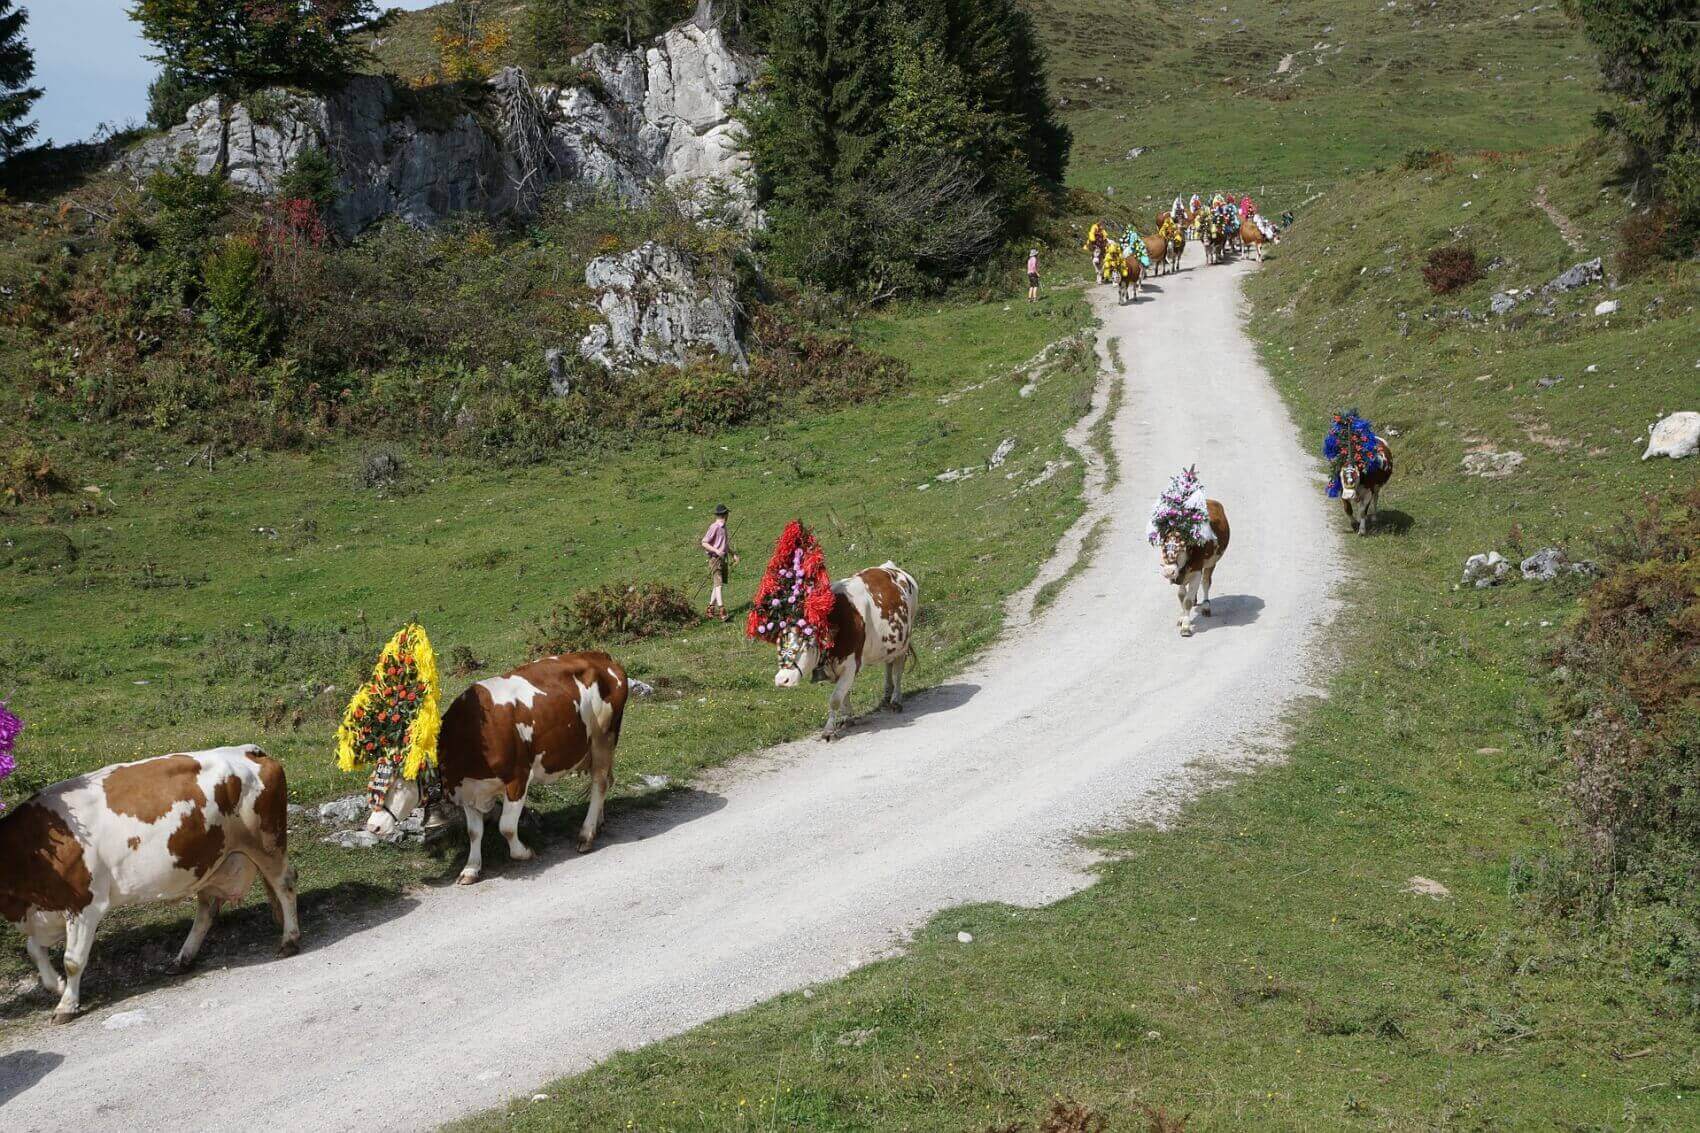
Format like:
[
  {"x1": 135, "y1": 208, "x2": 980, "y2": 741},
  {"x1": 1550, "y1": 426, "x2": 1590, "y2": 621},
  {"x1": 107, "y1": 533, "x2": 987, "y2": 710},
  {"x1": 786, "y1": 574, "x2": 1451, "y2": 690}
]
[
  {"x1": 701, "y1": 504, "x2": 739, "y2": 622},
  {"x1": 1026, "y1": 248, "x2": 1040, "y2": 301}
]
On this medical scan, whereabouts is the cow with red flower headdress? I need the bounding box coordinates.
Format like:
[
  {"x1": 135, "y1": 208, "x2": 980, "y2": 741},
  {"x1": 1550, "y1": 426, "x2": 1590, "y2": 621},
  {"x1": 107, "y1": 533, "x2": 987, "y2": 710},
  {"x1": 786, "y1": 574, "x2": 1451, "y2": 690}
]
[{"x1": 748, "y1": 522, "x2": 919, "y2": 739}]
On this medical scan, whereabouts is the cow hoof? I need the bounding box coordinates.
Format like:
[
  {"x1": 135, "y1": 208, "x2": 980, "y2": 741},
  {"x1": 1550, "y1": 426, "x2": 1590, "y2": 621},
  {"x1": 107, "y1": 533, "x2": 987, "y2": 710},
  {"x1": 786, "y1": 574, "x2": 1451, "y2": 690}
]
[
  {"x1": 1199, "y1": 605, "x2": 1212, "y2": 617},
  {"x1": 509, "y1": 845, "x2": 535, "y2": 862},
  {"x1": 887, "y1": 701, "x2": 904, "y2": 713},
  {"x1": 171, "y1": 955, "x2": 197, "y2": 974},
  {"x1": 277, "y1": 937, "x2": 301, "y2": 959},
  {"x1": 51, "y1": 1010, "x2": 78, "y2": 1026},
  {"x1": 455, "y1": 871, "x2": 480, "y2": 886},
  {"x1": 575, "y1": 837, "x2": 595, "y2": 854},
  {"x1": 1179, "y1": 625, "x2": 1194, "y2": 638}
]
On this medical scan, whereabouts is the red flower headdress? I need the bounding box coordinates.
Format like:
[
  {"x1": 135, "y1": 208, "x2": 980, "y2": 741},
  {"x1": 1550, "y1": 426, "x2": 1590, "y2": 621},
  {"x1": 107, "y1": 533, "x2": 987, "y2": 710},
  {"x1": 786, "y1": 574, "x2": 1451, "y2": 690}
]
[{"x1": 746, "y1": 520, "x2": 836, "y2": 650}]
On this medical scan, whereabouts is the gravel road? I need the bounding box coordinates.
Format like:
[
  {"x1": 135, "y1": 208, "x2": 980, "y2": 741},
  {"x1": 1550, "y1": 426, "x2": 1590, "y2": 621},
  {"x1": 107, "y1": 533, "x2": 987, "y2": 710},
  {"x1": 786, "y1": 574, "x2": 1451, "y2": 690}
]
[{"x1": 0, "y1": 246, "x2": 1338, "y2": 1130}]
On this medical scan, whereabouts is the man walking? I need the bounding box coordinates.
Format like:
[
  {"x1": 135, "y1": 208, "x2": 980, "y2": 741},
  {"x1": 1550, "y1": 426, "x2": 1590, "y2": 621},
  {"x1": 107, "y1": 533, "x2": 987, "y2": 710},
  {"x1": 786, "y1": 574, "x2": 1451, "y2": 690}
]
[{"x1": 701, "y1": 504, "x2": 739, "y2": 621}]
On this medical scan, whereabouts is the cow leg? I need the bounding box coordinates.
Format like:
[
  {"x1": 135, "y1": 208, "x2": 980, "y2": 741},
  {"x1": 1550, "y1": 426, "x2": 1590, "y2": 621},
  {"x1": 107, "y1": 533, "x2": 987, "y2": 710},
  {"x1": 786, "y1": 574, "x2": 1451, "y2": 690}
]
[
  {"x1": 54, "y1": 899, "x2": 108, "y2": 1022},
  {"x1": 174, "y1": 895, "x2": 222, "y2": 972},
  {"x1": 823, "y1": 666, "x2": 857, "y2": 739},
  {"x1": 255, "y1": 858, "x2": 301, "y2": 957},
  {"x1": 1177, "y1": 580, "x2": 1195, "y2": 637},
  {"x1": 457, "y1": 804, "x2": 487, "y2": 885},
  {"x1": 24, "y1": 930, "x2": 64, "y2": 997},
  {"x1": 498, "y1": 791, "x2": 534, "y2": 864},
  {"x1": 885, "y1": 656, "x2": 906, "y2": 712},
  {"x1": 1199, "y1": 563, "x2": 1216, "y2": 617},
  {"x1": 577, "y1": 757, "x2": 612, "y2": 854}
]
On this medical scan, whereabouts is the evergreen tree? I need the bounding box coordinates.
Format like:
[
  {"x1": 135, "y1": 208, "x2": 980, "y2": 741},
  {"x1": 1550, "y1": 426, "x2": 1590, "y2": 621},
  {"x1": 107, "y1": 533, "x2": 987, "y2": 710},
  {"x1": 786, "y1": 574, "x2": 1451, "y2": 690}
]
[
  {"x1": 743, "y1": 0, "x2": 1070, "y2": 294},
  {"x1": 129, "y1": 0, "x2": 380, "y2": 97},
  {"x1": 1565, "y1": 0, "x2": 1700, "y2": 250},
  {"x1": 0, "y1": 0, "x2": 42, "y2": 158},
  {"x1": 520, "y1": 0, "x2": 690, "y2": 65}
]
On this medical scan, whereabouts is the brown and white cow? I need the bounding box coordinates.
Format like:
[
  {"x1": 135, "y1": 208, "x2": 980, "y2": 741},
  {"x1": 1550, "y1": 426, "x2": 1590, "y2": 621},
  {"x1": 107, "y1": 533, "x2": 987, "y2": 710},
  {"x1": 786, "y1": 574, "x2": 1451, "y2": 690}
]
[
  {"x1": 1239, "y1": 218, "x2": 1278, "y2": 262},
  {"x1": 1338, "y1": 438, "x2": 1394, "y2": 536},
  {"x1": 0, "y1": 745, "x2": 299, "y2": 1022},
  {"x1": 772, "y1": 563, "x2": 919, "y2": 739},
  {"x1": 1157, "y1": 501, "x2": 1231, "y2": 637},
  {"x1": 367, "y1": 652, "x2": 628, "y2": 884}
]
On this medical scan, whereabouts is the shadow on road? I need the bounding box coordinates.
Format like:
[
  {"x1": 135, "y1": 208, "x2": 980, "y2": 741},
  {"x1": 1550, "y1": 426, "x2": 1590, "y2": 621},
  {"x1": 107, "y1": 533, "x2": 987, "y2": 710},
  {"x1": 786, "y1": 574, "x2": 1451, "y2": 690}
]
[
  {"x1": 0, "y1": 880, "x2": 422, "y2": 1028},
  {"x1": 1200, "y1": 593, "x2": 1265, "y2": 631},
  {"x1": 837, "y1": 681, "x2": 981, "y2": 739},
  {"x1": 0, "y1": 1048, "x2": 63, "y2": 1105}
]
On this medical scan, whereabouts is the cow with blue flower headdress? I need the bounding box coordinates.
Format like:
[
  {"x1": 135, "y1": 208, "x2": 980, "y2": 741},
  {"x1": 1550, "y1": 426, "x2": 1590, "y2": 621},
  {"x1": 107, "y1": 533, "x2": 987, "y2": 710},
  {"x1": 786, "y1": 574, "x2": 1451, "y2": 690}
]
[{"x1": 1325, "y1": 411, "x2": 1394, "y2": 535}]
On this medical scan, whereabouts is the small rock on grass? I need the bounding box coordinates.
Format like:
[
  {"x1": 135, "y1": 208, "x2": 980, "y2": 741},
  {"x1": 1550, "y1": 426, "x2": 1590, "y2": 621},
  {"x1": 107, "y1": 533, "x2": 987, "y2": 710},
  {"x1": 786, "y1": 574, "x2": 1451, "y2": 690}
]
[
  {"x1": 957, "y1": 931, "x2": 973, "y2": 944},
  {"x1": 1461, "y1": 552, "x2": 1511, "y2": 588},
  {"x1": 1404, "y1": 877, "x2": 1450, "y2": 899}
]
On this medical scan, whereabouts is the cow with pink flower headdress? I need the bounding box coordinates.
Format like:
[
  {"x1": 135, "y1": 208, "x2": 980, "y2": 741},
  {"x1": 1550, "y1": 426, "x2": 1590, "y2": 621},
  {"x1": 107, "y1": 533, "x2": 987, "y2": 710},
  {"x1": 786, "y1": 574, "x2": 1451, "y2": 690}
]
[{"x1": 1148, "y1": 467, "x2": 1231, "y2": 637}]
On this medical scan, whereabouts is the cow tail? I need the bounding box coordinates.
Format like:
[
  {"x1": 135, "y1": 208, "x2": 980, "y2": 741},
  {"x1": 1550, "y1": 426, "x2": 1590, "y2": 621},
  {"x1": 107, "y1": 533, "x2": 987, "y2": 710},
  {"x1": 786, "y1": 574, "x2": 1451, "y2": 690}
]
[{"x1": 903, "y1": 637, "x2": 921, "y2": 677}]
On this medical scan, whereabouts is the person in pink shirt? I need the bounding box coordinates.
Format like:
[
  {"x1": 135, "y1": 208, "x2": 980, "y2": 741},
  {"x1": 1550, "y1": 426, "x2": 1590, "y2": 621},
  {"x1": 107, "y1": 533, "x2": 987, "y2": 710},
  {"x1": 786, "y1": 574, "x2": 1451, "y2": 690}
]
[
  {"x1": 700, "y1": 503, "x2": 739, "y2": 621},
  {"x1": 1026, "y1": 248, "x2": 1040, "y2": 302}
]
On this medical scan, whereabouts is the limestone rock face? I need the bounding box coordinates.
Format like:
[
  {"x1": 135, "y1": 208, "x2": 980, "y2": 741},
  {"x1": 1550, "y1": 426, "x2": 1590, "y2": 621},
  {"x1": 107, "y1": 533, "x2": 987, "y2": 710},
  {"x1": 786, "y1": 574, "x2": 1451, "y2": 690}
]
[
  {"x1": 117, "y1": 21, "x2": 758, "y2": 236},
  {"x1": 117, "y1": 75, "x2": 512, "y2": 236},
  {"x1": 579, "y1": 242, "x2": 745, "y2": 372}
]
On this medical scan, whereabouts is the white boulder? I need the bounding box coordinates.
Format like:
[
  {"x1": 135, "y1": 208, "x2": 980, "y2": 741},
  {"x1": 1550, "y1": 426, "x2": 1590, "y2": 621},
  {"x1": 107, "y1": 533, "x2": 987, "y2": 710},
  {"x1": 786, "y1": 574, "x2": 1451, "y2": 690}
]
[
  {"x1": 1642, "y1": 411, "x2": 1700, "y2": 461},
  {"x1": 579, "y1": 242, "x2": 745, "y2": 372}
]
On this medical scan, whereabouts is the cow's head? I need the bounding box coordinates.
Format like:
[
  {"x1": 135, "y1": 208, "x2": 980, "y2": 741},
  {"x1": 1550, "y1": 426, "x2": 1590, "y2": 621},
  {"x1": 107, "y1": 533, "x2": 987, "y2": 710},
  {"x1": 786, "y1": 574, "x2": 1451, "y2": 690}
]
[
  {"x1": 1338, "y1": 462, "x2": 1362, "y2": 501},
  {"x1": 1158, "y1": 534, "x2": 1189, "y2": 583},
  {"x1": 773, "y1": 627, "x2": 821, "y2": 689},
  {"x1": 364, "y1": 759, "x2": 420, "y2": 838}
]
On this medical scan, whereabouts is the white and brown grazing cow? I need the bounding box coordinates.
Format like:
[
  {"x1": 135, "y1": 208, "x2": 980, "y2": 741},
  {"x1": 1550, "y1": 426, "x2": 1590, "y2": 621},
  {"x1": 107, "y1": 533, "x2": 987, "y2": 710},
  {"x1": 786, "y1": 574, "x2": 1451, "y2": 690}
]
[
  {"x1": 368, "y1": 652, "x2": 628, "y2": 884},
  {"x1": 0, "y1": 745, "x2": 299, "y2": 1022},
  {"x1": 1157, "y1": 501, "x2": 1231, "y2": 637},
  {"x1": 1338, "y1": 438, "x2": 1393, "y2": 535},
  {"x1": 772, "y1": 563, "x2": 919, "y2": 739}
]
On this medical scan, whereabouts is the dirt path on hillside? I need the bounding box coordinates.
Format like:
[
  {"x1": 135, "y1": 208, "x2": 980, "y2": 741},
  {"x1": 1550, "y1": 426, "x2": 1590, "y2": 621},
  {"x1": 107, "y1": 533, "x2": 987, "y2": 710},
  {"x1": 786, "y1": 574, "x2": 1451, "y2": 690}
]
[
  {"x1": 0, "y1": 247, "x2": 1340, "y2": 1131},
  {"x1": 1534, "y1": 184, "x2": 1588, "y2": 253}
]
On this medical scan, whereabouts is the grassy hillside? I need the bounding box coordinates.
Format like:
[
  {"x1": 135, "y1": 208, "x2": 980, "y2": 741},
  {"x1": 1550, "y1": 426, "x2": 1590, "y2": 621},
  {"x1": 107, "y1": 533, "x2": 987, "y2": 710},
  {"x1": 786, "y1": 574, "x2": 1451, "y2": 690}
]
[
  {"x1": 463, "y1": 142, "x2": 1700, "y2": 1131},
  {"x1": 0, "y1": 290, "x2": 1097, "y2": 1007},
  {"x1": 1039, "y1": 0, "x2": 1598, "y2": 210},
  {"x1": 456, "y1": 5, "x2": 1700, "y2": 1130}
]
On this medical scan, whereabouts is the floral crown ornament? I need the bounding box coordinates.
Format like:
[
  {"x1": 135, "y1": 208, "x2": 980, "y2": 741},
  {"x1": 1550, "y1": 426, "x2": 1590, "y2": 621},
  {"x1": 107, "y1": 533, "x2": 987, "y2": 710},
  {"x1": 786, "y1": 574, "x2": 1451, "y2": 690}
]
[
  {"x1": 746, "y1": 520, "x2": 836, "y2": 650},
  {"x1": 0, "y1": 698, "x2": 21, "y2": 813},
  {"x1": 1323, "y1": 410, "x2": 1385, "y2": 498},
  {"x1": 1147, "y1": 465, "x2": 1217, "y2": 547},
  {"x1": 336, "y1": 623, "x2": 442, "y2": 781}
]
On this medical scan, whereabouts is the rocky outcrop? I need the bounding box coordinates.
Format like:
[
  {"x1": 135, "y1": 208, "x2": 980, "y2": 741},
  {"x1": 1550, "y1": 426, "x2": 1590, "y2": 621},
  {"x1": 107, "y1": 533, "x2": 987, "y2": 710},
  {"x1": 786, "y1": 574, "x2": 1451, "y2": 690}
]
[
  {"x1": 579, "y1": 242, "x2": 745, "y2": 372},
  {"x1": 117, "y1": 21, "x2": 758, "y2": 237}
]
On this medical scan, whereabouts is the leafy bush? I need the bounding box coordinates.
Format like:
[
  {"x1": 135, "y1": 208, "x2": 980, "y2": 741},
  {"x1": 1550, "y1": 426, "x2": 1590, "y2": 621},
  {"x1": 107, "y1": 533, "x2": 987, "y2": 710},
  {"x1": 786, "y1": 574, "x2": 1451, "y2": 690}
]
[
  {"x1": 1401, "y1": 148, "x2": 1452, "y2": 172},
  {"x1": 1, "y1": 438, "x2": 68, "y2": 505},
  {"x1": 1420, "y1": 245, "x2": 1482, "y2": 294},
  {"x1": 1548, "y1": 485, "x2": 1700, "y2": 1001},
  {"x1": 202, "y1": 234, "x2": 275, "y2": 359},
  {"x1": 572, "y1": 580, "x2": 699, "y2": 640},
  {"x1": 275, "y1": 146, "x2": 339, "y2": 216},
  {"x1": 526, "y1": 579, "x2": 699, "y2": 654}
]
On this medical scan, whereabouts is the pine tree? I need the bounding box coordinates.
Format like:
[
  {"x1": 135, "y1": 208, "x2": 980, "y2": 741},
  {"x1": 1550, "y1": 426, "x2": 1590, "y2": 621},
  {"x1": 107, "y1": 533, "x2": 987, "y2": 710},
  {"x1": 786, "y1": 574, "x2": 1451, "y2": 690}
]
[
  {"x1": 128, "y1": 0, "x2": 380, "y2": 97},
  {"x1": 0, "y1": 0, "x2": 42, "y2": 158}
]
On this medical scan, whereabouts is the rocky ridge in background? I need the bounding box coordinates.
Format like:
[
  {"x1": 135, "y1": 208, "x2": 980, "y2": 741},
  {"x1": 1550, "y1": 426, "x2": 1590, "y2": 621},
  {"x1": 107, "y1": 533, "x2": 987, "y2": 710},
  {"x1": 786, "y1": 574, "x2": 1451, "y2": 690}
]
[{"x1": 116, "y1": 20, "x2": 757, "y2": 238}]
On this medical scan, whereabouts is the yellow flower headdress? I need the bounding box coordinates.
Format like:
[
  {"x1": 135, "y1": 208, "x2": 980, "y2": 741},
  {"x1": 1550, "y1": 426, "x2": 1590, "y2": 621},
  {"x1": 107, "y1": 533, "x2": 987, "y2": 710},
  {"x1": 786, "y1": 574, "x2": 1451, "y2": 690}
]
[{"x1": 335, "y1": 623, "x2": 442, "y2": 780}]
